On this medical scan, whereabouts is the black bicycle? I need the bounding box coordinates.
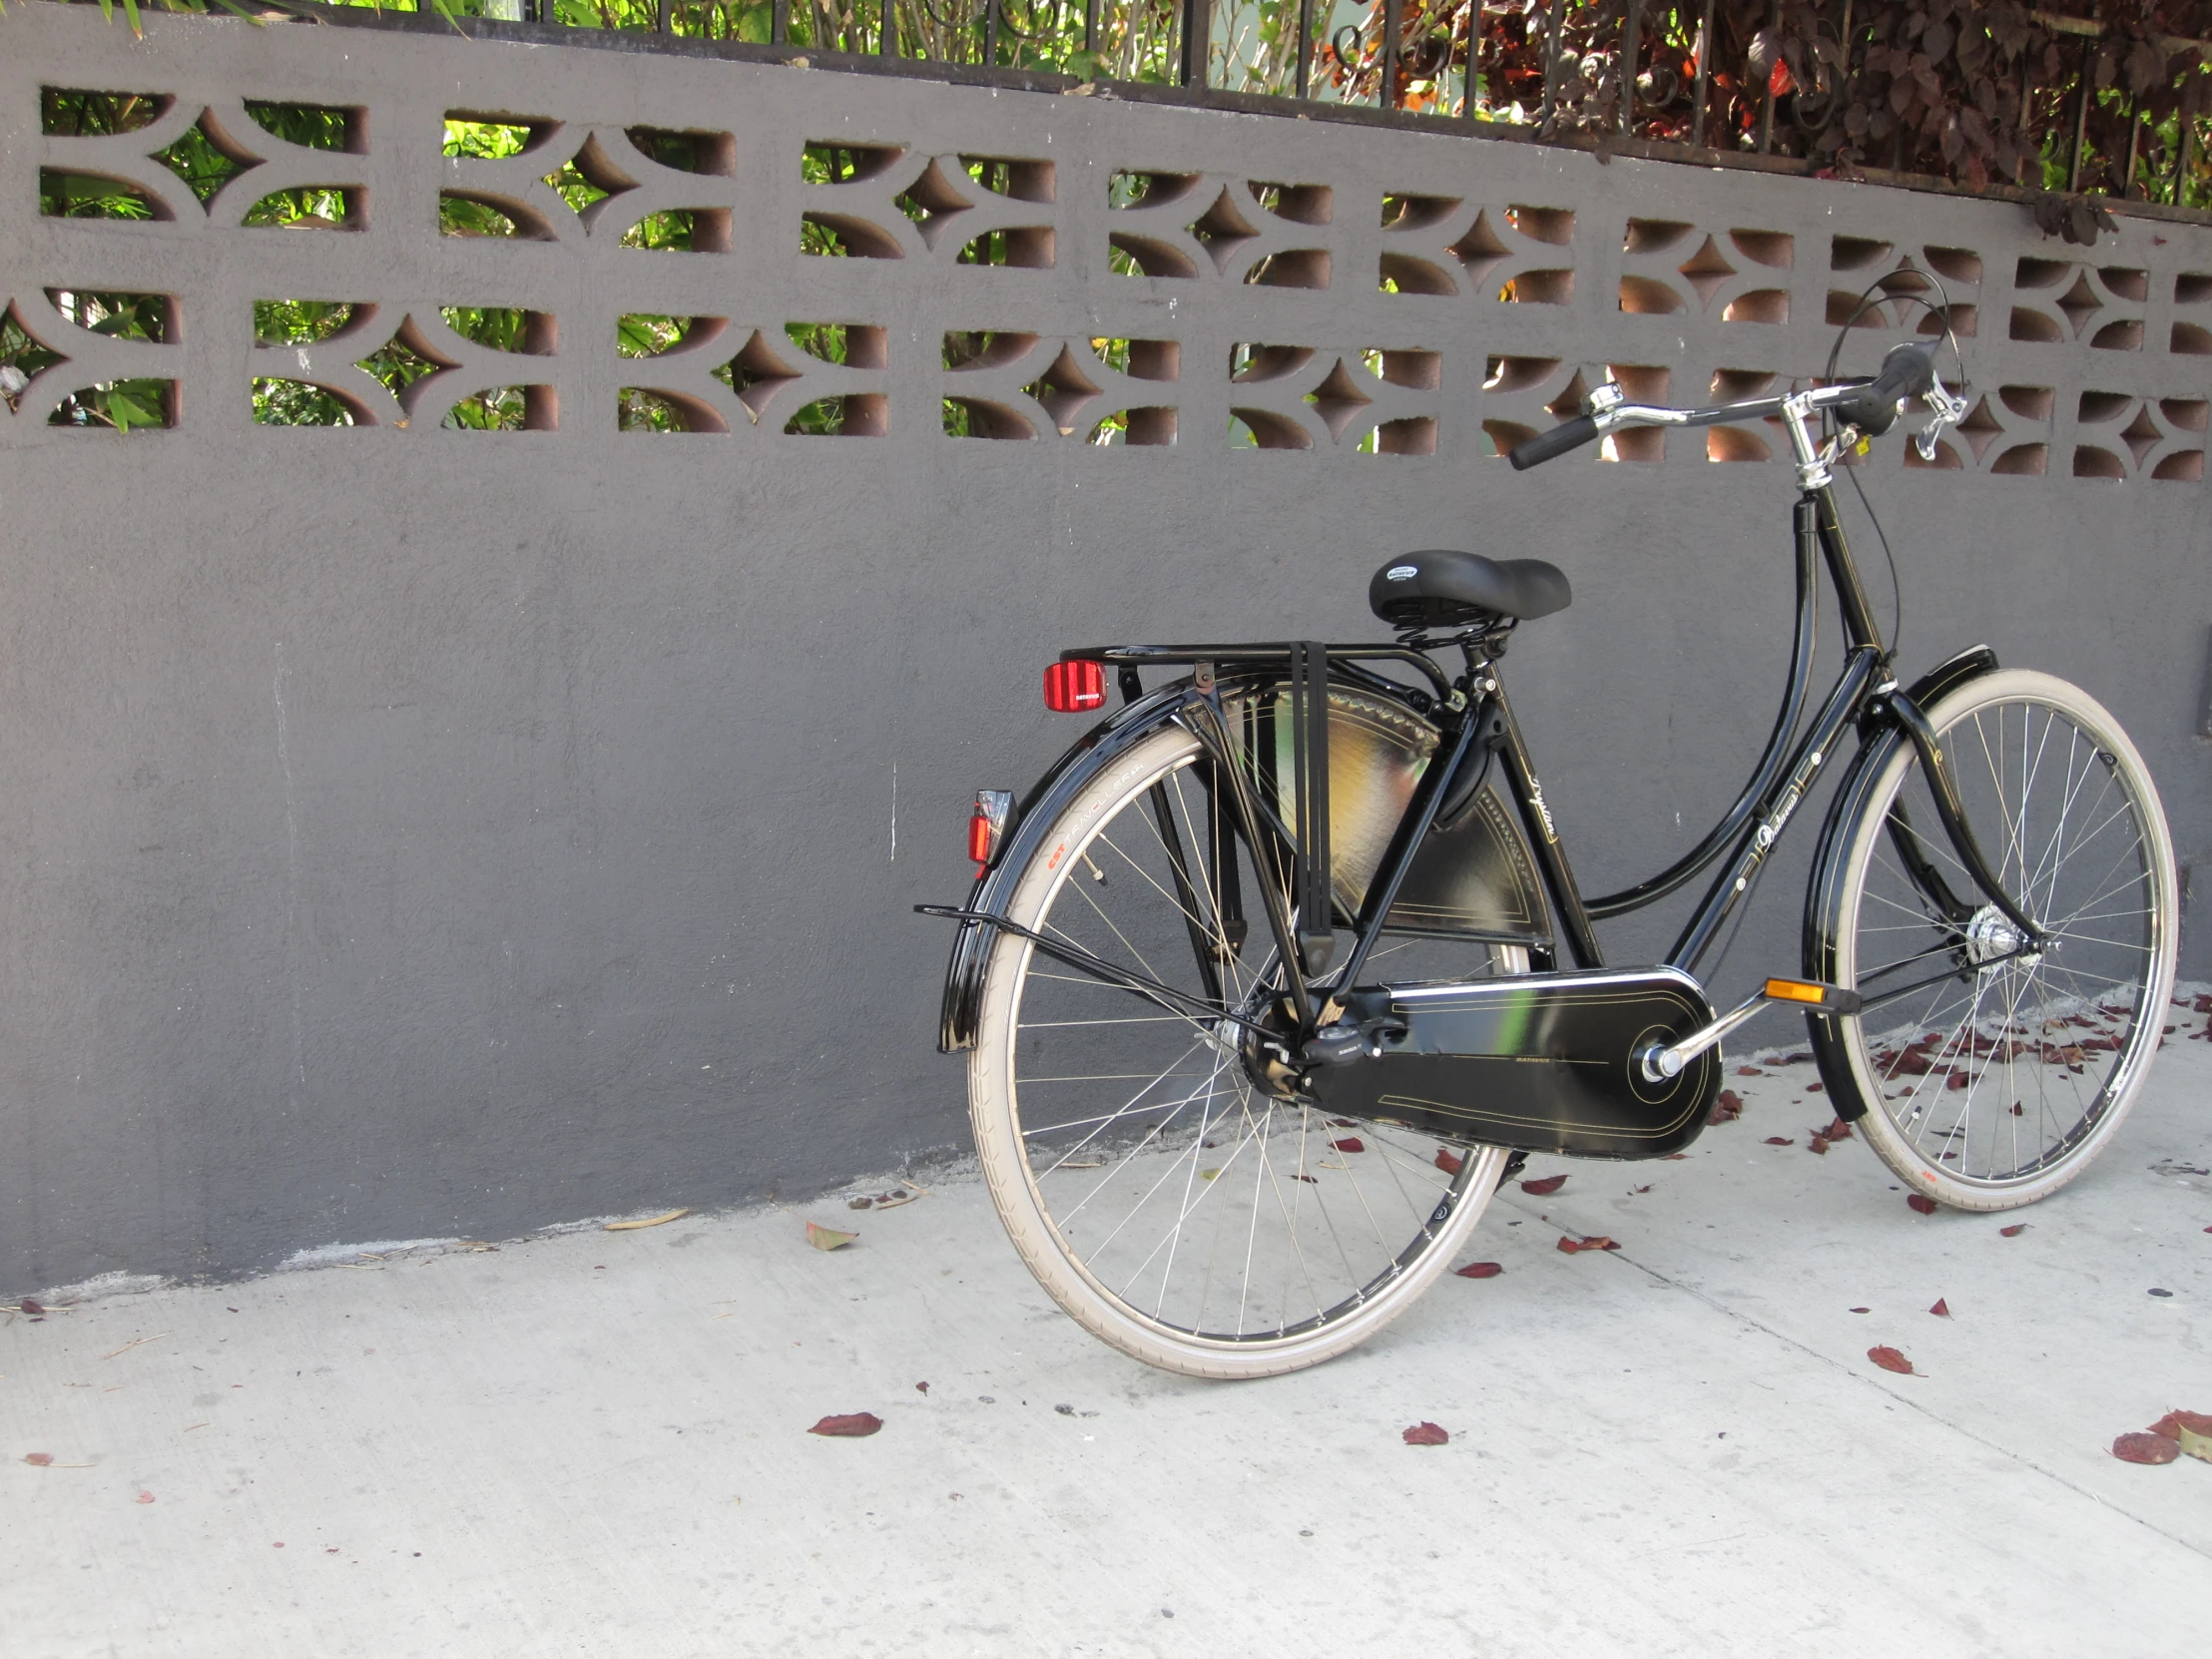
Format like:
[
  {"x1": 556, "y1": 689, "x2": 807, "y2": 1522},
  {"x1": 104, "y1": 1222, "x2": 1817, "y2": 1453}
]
[{"x1": 921, "y1": 339, "x2": 2179, "y2": 1379}]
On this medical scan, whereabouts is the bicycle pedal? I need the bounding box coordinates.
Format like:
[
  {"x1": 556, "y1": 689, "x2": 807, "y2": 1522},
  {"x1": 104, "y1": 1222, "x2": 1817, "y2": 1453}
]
[{"x1": 1760, "y1": 977, "x2": 1863, "y2": 1015}]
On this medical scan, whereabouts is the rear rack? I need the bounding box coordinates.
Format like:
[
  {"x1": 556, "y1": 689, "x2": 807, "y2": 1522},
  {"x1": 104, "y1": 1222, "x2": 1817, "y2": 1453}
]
[{"x1": 1059, "y1": 643, "x2": 1454, "y2": 704}]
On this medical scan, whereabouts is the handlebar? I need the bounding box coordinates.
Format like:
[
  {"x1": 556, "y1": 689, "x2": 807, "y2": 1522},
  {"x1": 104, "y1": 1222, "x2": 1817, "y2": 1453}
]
[{"x1": 1506, "y1": 341, "x2": 1942, "y2": 469}]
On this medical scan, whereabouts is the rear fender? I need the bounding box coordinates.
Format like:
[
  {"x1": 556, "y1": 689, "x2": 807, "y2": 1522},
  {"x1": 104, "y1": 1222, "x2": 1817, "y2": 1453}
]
[{"x1": 935, "y1": 684, "x2": 1204, "y2": 1052}]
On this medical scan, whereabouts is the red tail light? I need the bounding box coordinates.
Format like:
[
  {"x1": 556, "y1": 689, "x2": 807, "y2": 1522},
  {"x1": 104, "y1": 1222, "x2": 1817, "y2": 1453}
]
[
  {"x1": 968, "y1": 790, "x2": 1014, "y2": 873},
  {"x1": 1044, "y1": 658, "x2": 1106, "y2": 713}
]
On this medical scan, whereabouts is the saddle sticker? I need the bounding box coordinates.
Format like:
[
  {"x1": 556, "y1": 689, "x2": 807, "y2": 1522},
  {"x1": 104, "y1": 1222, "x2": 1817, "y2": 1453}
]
[{"x1": 1385, "y1": 565, "x2": 1419, "y2": 581}]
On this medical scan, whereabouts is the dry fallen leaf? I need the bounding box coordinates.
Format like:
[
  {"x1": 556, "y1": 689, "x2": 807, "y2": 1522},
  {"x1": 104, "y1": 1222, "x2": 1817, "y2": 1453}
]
[
  {"x1": 1907, "y1": 1194, "x2": 1938, "y2": 1215},
  {"x1": 2146, "y1": 1410, "x2": 2212, "y2": 1461},
  {"x1": 1520, "y1": 1174, "x2": 1566, "y2": 1196},
  {"x1": 1708, "y1": 1089, "x2": 1744, "y2": 1125},
  {"x1": 23, "y1": 1452, "x2": 52, "y2": 1466},
  {"x1": 19, "y1": 1299, "x2": 44, "y2": 1316},
  {"x1": 809, "y1": 1412, "x2": 883, "y2": 1437},
  {"x1": 135, "y1": 1491, "x2": 154, "y2": 1505},
  {"x1": 1868, "y1": 1346, "x2": 1916, "y2": 1375},
  {"x1": 1764, "y1": 1136, "x2": 1795, "y2": 1146},
  {"x1": 1401, "y1": 1421, "x2": 1449, "y2": 1446},
  {"x1": 2000, "y1": 1223, "x2": 2028, "y2": 1237},
  {"x1": 1850, "y1": 1307, "x2": 1871, "y2": 1314},
  {"x1": 1453, "y1": 1262, "x2": 1503, "y2": 1279},
  {"x1": 1557, "y1": 1235, "x2": 1620, "y2": 1254},
  {"x1": 1433, "y1": 1148, "x2": 1464, "y2": 1176},
  {"x1": 1292, "y1": 1173, "x2": 1318, "y2": 1184},
  {"x1": 805, "y1": 1222, "x2": 858, "y2": 1251},
  {"x1": 2111, "y1": 1430, "x2": 2180, "y2": 1465},
  {"x1": 1929, "y1": 1298, "x2": 1950, "y2": 1317},
  {"x1": 604, "y1": 1209, "x2": 690, "y2": 1232},
  {"x1": 1736, "y1": 1066, "x2": 1764, "y2": 1076},
  {"x1": 1328, "y1": 1137, "x2": 1366, "y2": 1154},
  {"x1": 914, "y1": 1382, "x2": 929, "y2": 1394}
]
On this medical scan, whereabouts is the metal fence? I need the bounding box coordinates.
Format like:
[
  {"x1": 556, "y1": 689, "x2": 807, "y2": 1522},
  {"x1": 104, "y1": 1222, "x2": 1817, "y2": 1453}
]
[{"x1": 161, "y1": 0, "x2": 2212, "y2": 216}]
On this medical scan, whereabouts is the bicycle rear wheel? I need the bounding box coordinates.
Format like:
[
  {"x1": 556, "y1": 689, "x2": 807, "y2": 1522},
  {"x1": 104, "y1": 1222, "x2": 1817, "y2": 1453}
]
[
  {"x1": 1814, "y1": 670, "x2": 2178, "y2": 1209},
  {"x1": 969, "y1": 707, "x2": 1518, "y2": 1379}
]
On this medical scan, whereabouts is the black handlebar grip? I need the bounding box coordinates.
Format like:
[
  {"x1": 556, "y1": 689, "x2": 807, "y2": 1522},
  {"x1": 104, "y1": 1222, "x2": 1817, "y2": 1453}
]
[
  {"x1": 1833, "y1": 342, "x2": 1936, "y2": 437},
  {"x1": 1508, "y1": 414, "x2": 1601, "y2": 470},
  {"x1": 1871, "y1": 340, "x2": 1936, "y2": 404}
]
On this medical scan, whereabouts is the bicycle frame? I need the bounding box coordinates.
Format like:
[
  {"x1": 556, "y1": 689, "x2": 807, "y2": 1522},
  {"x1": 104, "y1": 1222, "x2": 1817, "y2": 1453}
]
[{"x1": 933, "y1": 381, "x2": 2045, "y2": 1053}]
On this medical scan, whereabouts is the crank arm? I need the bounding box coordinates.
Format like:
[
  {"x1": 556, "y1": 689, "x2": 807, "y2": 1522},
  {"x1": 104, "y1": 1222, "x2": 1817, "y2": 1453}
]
[{"x1": 1639, "y1": 977, "x2": 1863, "y2": 1082}]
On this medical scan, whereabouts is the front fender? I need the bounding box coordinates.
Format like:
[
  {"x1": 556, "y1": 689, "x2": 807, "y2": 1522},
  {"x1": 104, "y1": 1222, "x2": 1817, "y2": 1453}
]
[
  {"x1": 933, "y1": 684, "x2": 1201, "y2": 1053},
  {"x1": 1802, "y1": 643, "x2": 1999, "y2": 1113}
]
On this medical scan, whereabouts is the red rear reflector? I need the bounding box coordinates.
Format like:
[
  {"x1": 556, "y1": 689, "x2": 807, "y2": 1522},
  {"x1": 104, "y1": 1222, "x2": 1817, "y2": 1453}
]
[
  {"x1": 1044, "y1": 659, "x2": 1106, "y2": 713},
  {"x1": 969, "y1": 790, "x2": 1014, "y2": 873}
]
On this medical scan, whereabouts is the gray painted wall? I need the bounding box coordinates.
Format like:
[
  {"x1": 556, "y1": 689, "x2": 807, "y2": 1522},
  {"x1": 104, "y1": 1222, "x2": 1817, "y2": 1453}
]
[{"x1": 2, "y1": 4, "x2": 2206, "y2": 1293}]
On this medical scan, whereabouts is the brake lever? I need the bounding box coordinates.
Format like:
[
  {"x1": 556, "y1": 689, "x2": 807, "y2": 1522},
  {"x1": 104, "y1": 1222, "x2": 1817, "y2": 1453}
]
[{"x1": 1913, "y1": 374, "x2": 1969, "y2": 461}]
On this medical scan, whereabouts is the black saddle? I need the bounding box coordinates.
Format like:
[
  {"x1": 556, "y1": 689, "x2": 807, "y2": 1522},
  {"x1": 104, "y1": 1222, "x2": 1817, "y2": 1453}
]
[{"x1": 1368, "y1": 549, "x2": 1572, "y2": 630}]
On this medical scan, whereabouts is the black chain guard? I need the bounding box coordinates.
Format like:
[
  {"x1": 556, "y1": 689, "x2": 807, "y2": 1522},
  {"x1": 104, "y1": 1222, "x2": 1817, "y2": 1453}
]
[{"x1": 1307, "y1": 966, "x2": 1721, "y2": 1160}]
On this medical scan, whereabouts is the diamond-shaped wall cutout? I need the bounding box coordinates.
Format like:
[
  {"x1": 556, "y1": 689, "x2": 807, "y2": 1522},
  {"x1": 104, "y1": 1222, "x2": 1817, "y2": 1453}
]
[
  {"x1": 1955, "y1": 395, "x2": 2004, "y2": 461},
  {"x1": 356, "y1": 319, "x2": 455, "y2": 411},
  {"x1": 716, "y1": 330, "x2": 805, "y2": 422},
  {"x1": 1304, "y1": 358, "x2": 1374, "y2": 442},
  {"x1": 1677, "y1": 236, "x2": 1739, "y2": 308},
  {"x1": 1447, "y1": 211, "x2": 1510, "y2": 285},
  {"x1": 1023, "y1": 344, "x2": 1104, "y2": 435},
  {"x1": 1188, "y1": 188, "x2": 1259, "y2": 274},
  {"x1": 893, "y1": 159, "x2": 974, "y2": 251},
  {"x1": 153, "y1": 110, "x2": 261, "y2": 210},
  {"x1": 2118, "y1": 405, "x2": 2163, "y2": 466},
  {"x1": 2054, "y1": 273, "x2": 2101, "y2": 337}
]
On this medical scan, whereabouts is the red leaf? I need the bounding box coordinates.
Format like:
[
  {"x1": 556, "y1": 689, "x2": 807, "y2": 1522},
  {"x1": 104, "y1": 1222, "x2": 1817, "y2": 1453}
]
[
  {"x1": 1401, "y1": 1421, "x2": 1449, "y2": 1445},
  {"x1": 1929, "y1": 1298, "x2": 1950, "y2": 1317},
  {"x1": 1849, "y1": 1307, "x2": 1871, "y2": 1314},
  {"x1": 1329, "y1": 1137, "x2": 1366, "y2": 1154},
  {"x1": 1327, "y1": 1118, "x2": 1358, "y2": 1128},
  {"x1": 1557, "y1": 1234, "x2": 1620, "y2": 1254},
  {"x1": 1453, "y1": 1261, "x2": 1503, "y2": 1279},
  {"x1": 1708, "y1": 1089, "x2": 1744, "y2": 1126},
  {"x1": 135, "y1": 1491, "x2": 154, "y2": 1504},
  {"x1": 914, "y1": 1382, "x2": 929, "y2": 1394},
  {"x1": 1806, "y1": 1081, "x2": 1825, "y2": 1094},
  {"x1": 809, "y1": 1412, "x2": 883, "y2": 1438},
  {"x1": 1736, "y1": 1066, "x2": 1764, "y2": 1076},
  {"x1": 1770, "y1": 58, "x2": 1796, "y2": 98},
  {"x1": 22, "y1": 1452, "x2": 53, "y2": 1466},
  {"x1": 1764, "y1": 1136, "x2": 1795, "y2": 1146},
  {"x1": 19, "y1": 1298, "x2": 44, "y2": 1316},
  {"x1": 1868, "y1": 1346, "x2": 1915, "y2": 1375},
  {"x1": 2111, "y1": 1430, "x2": 2180, "y2": 1464},
  {"x1": 2000, "y1": 1223, "x2": 2028, "y2": 1237},
  {"x1": 1662, "y1": 1153, "x2": 1688, "y2": 1161},
  {"x1": 1520, "y1": 1174, "x2": 1566, "y2": 1195},
  {"x1": 1433, "y1": 1148, "x2": 1464, "y2": 1176},
  {"x1": 1806, "y1": 1135, "x2": 1830, "y2": 1155},
  {"x1": 1907, "y1": 1194, "x2": 1938, "y2": 1215},
  {"x1": 2146, "y1": 1410, "x2": 2201, "y2": 1438},
  {"x1": 1292, "y1": 1173, "x2": 1318, "y2": 1184}
]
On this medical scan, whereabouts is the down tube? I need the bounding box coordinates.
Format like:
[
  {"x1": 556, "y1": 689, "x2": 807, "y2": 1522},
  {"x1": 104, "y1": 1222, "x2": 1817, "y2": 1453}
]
[{"x1": 1667, "y1": 648, "x2": 1883, "y2": 974}]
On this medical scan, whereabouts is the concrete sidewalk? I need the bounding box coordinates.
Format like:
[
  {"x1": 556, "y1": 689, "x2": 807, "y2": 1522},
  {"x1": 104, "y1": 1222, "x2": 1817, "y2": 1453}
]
[{"x1": 7, "y1": 1007, "x2": 2209, "y2": 1659}]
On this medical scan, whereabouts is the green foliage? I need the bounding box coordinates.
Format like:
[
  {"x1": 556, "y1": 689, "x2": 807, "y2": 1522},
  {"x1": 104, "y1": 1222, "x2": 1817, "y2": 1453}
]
[{"x1": 12, "y1": 292, "x2": 173, "y2": 431}]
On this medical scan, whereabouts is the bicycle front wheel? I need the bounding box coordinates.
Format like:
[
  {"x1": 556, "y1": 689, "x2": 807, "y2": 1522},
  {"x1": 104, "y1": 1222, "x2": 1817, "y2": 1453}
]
[
  {"x1": 1815, "y1": 669, "x2": 2179, "y2": 1209},
  {"x1": 970, "y1": 712, "x2": 1516, "y2": 1379}
]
